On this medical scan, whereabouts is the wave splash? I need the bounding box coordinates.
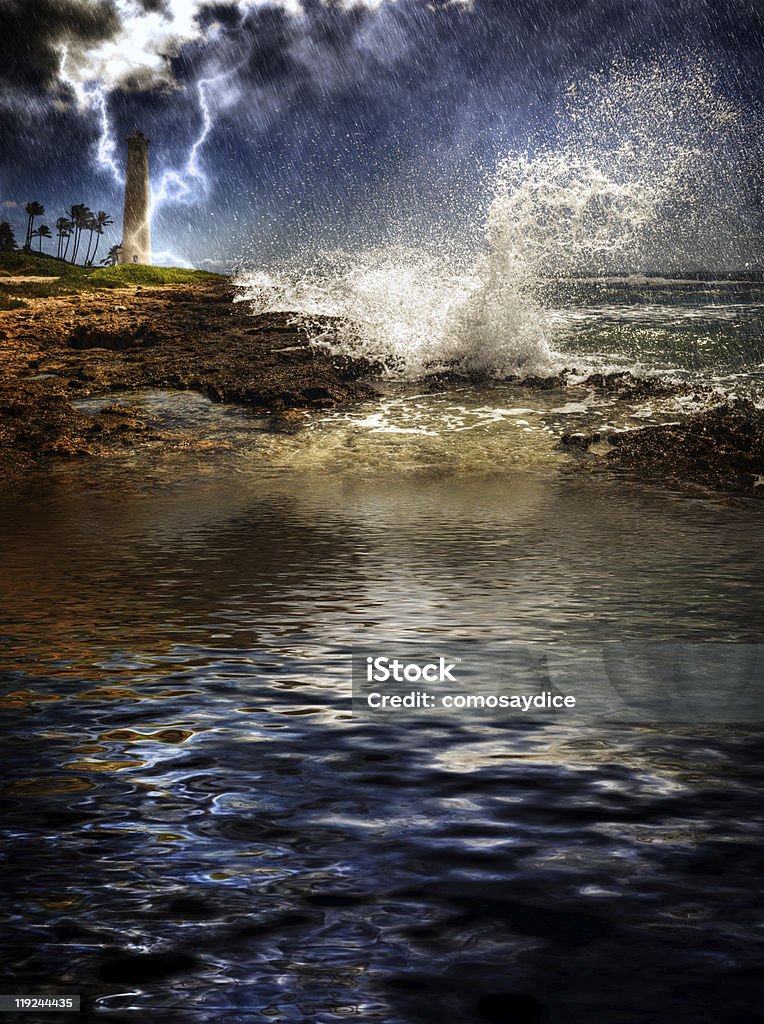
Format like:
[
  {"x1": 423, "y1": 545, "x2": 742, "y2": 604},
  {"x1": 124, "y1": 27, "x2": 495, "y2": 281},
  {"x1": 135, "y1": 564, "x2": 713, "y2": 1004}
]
[
  {"x1": 236, "y1": 59, "x2": 751, "y2": 380},
  {"x1": 237, "y1": 248, "x2": 552, "y2": 378}
]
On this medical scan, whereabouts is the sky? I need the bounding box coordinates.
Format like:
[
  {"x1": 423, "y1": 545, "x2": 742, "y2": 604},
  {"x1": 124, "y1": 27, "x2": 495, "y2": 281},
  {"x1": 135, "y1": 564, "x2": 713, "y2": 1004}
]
[{"x1": 0, "y1": 0, "x2": 762, "y2": 270}]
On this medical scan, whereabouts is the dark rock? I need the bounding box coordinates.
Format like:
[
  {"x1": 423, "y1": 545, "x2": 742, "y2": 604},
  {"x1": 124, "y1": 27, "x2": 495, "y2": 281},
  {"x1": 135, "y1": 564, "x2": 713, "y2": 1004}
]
[
  {"x1": 521, "y1": 374, "x2": 566, "y2": 390},
  {"x1": 607, "y1": 400, "x2": 764, "y2": 496},
  {"x1": 559, "y1": 431, "x2": 600, "y2": 450},
  {"x1": 578, "y1": 370, "x2": 693, "y2": 401},
  {"x1": 68, "y1": 324, "x2": 162, "y2": 352},
  {"x1": 303, "y1": 386, "x2": 334, "y2": 403},
  {"x1": 0, "y1": 281, "x2": 379, "y2": 488}
]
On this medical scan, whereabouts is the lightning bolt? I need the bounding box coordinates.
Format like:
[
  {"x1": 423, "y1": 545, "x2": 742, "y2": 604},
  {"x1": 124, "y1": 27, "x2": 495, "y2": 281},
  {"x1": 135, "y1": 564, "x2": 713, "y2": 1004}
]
[
  {"x1": 151, "y1": 75, "x2": 219, "y2": 213},
  {"x1": 53, "y1": 4, "x2": 251, "y2": 267},
  {"x1": 60, "y1": 47, "x2": 124, "y2": 186},
  {"x1": 62, "y1": 41, "x2": 226, "y2": 213},
  {"x1": 90, "y1": 85, "x2": 124, "y2": 186}
]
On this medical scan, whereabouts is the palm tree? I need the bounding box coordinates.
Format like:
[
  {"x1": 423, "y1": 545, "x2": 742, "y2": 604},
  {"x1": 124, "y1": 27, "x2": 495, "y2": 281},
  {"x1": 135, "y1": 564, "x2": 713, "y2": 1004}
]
[
  {"x1": 63, "y1": 206, "x2": 78, "y2": 262},
  {"x1": 101, "y1": 243, "x2": 122, "y2": 267},
  {"x1": 82, "y1": 213, "x2": 98, "y2": 265},
  {"x1": 0, "y1": 221, "x2": 17, "y2": 252},
  {"x1": 64, "y1": 206, "x2": 80, "y2": 262},
  {"x1": 88, "y1": 211, "x2": 113, "y2": 265},
  {"x1": 32, "y1": 224, "x2": 52, "y2": 252},
  {"x1": 69, "y1": 204, "x2": 92, "y2": 264},
  {"x1": 24, "y1": 201, "x2": 45, "y2": 249},
  {"x1": 55, "y1": 217, "x2": 72, "y2": 260}
]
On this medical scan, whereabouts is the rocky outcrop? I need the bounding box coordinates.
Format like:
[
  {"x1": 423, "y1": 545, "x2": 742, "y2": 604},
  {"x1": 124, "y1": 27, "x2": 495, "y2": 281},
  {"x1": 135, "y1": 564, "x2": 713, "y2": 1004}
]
[
  {"x1": 0, "y1": 281, "x2": 379, "y2": 488},
  {"x1": 0, "y1": 380, "x2": 156, "y2": 487},
  {"x1": 606, "y1": 400, "x2": 764, "y2": 497}
]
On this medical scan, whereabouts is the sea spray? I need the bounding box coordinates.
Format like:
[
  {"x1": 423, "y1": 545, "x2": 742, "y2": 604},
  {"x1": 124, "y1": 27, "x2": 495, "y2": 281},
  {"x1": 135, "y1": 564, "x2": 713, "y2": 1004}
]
[
  {"x1": 238, "y1": 247, "x2": 552, "y2": 378},
  {"x1": 516, "y1": 56, "x2": 750, "y2": 279},
  {"x1": 236, "y1": 57, "x2": 755, "y2": 379}
]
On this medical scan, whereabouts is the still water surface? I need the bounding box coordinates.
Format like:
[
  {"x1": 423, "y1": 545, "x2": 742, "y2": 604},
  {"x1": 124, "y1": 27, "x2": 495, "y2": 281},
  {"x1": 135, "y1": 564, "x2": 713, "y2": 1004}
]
[{"x1": 1, "y1": 325, "x2": 763, "y2": 1022}]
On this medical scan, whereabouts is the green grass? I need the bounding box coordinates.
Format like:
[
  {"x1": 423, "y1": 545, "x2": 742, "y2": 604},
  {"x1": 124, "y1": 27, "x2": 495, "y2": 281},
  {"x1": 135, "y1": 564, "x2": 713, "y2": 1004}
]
[
  {"x1": 0, "y1": 251, "x2": 226, "y2": 300},
  {"x1": 0, "y1": 250, "x2": 85, "y2": 279},
  {"x1": 88, "y1": 264, "x2": 224, "y2": 286}
]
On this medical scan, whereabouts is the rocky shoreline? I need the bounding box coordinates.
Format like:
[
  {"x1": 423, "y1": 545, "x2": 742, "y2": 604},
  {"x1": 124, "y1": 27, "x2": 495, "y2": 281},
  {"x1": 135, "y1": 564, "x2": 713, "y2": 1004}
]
[
  {"x1": 1, "y1": 281, "x2": 762, "y2": 497},
  {"x1": 0, "y1": 281, "x2": 378, "y2": 487},
  {"x1": 552, "y1": 373, "x2": 764, "y2": 498}
]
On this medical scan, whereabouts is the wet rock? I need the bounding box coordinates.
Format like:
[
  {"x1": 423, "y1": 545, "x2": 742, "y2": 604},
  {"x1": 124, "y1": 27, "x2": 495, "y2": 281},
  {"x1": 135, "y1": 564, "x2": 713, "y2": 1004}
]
[
  {"x1": 577, "y1": 369, "x2": 696, "y2": 401},
  {"x1": 559, "y1": 431, "x2": 600, "y2": 450},
  {"x1": 520, "y1": 373, "x2": 567, "y2": 390},
  {"x1": 68, "y1": 323, "x2": 162, "y2": 351},
  {"x1": 607, "y1": 399, "x2": 764, "y2": 496},
  {"x1": 40, "y1": 437, "x2": 94, "y2": 457},
  {"x1": 420, "y1": 369, "x2": 473, "y2": 387},
  {"x1": 0, "y1": 281, "x2": 379, "y2": 487},
  {"x1": 0, "y1": 379, "x2": 151, "y2": 487},
  {"x1": 302, "y1": 385, "x2": 335, "y2": 403}
]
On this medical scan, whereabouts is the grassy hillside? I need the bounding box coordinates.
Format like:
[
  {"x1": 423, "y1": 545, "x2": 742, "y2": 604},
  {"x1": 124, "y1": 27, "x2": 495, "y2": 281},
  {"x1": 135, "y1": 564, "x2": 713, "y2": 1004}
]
[
  {"x1": 0, "y1": 251, "x2": 226, "y2": 307},
  {"x1": 89, "y1": 264, "x2": 223, "y2": 286},
  {"x1": 0, "y1": 250, "x2": 88, "y2": 279}
]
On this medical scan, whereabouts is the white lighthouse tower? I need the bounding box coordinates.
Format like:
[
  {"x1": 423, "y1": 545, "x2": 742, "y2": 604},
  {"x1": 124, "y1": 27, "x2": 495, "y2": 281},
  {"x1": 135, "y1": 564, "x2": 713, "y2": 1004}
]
[{"x1": 119, "y1": 130, "x2": 151, "y2": 265}]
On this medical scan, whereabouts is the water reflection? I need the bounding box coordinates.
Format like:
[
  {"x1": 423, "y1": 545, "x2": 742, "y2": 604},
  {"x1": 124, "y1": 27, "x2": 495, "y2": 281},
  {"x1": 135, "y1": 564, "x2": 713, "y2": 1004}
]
[{"x1": 1, "y1": 391, "x2": 763, "y2": 1022}]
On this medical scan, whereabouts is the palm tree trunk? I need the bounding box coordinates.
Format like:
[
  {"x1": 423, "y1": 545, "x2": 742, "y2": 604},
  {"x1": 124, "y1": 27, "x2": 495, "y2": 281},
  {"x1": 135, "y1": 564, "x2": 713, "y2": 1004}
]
[
  {"x1": 25, "y1": 215, "x2": 33, "y2": 248},
  {"x1": 84, "y1": 230, "x2": 94, "y2": 265},
  {"x1": 91, "y1": 233, "x2": 101, "y2": 264}
]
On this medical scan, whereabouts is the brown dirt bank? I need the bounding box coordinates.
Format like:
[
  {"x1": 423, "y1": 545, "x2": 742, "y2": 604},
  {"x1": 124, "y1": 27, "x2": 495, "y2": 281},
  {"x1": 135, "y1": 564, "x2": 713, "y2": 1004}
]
[{"x1": 0, "y1": 281, "x2": 379, "y2": 488}]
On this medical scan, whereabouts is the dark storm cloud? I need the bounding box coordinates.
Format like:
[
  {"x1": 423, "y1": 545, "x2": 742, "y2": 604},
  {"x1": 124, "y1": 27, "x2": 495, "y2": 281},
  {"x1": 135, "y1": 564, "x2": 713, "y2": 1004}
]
[
  {"x1": 164, "y1": 0, "x2": 764, "y2": 128},
  {"x1": 135, "y1": 0, "x2": 171, "y2": 12},
  {"x1": 0, "y1": 0, "x2": 120, "y2": 159},
  {"x1": 0, "y1": 0, "x2": 761, "y2": 265},
  {"x1": 0, "y1": 0, "x2": 119, "y2": 91}
]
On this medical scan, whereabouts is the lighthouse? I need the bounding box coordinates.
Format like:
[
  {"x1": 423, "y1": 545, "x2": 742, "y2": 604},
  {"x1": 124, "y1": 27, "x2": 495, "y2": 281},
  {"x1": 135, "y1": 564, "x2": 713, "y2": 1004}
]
[{"x1": 119, "y1": 130, "x2": 151, "y2": 265}]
